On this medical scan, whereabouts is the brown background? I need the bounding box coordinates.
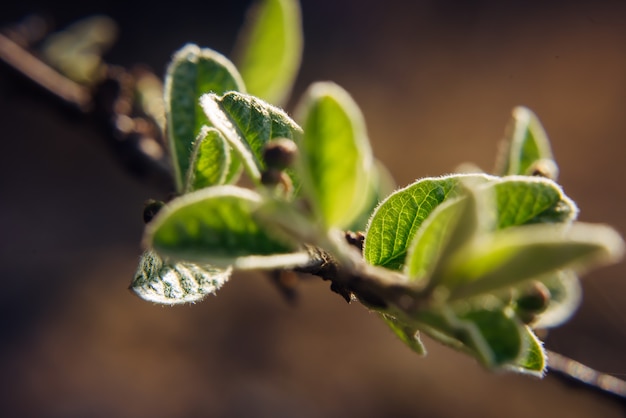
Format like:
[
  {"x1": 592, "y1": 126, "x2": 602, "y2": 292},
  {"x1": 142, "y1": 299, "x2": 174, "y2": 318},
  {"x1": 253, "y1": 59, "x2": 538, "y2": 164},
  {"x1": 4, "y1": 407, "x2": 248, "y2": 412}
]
[{"x1": 1, "y1": 0, "x2": 626, "y2": 417}]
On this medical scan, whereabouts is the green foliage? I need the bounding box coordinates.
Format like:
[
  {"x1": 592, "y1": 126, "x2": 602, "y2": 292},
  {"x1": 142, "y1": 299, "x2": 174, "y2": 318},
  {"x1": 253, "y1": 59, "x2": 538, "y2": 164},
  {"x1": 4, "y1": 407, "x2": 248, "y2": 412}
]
[
  {"x1": 185, "y1": 127, "x2": 230, "y2": 191},
  {"x1": 296, "y1": 82, "x2": 373, "y2": 229},
  {"x1": 131, "y1": 250, "x2": 231, "y2": 304},
  {"x1": 364, "y1": 175, "x2": 472, "y2": 271},
  {"x1": 164, "y1": 44, "x2": 245, "y2": 191},
  {"x1": 234, "y1": 0, "x2": 303, "y2": 106},
  {"x1": 146, "y1": 186, "x2": 308, "y2": 269},
  {"x1": 200, "y1": 91, "x2": 302, "y2": 182},
  {"x1": 381, "y1": 314, "x2": 426, "y2": 356},
  {"x1": 495, "y1": 106, "x2": 557, "y2": 179},
  {"x1": 130, "y1": 0, "x2": 624, "y2": 377}
]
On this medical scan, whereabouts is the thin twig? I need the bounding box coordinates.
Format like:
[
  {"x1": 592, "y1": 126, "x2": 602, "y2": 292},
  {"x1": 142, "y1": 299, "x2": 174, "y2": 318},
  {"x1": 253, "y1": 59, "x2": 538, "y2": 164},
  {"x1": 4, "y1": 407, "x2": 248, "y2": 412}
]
[
  {"x1": 0, "y1": 32, "x2": 90, "y2": 110},
  {"x1": 546, "y1": 349, "x2": 626, "y2": 406},
  {"x1": 0, "y1": 23, "x2": 174, "y2": 191}
]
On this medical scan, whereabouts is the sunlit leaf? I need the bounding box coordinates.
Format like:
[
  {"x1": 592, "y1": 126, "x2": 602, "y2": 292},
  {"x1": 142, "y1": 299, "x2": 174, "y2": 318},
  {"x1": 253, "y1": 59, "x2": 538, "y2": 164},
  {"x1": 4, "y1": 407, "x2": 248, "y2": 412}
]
[
  {"x1": 364, "y1": 174, "x2": 491, "y2": 270},
  {"x1": 443, "y1": 223, "x2": 624, "y2": 300},
  {"x1": 495, "y1": 106, "x2": 558, "y2": 179},
  {"x1": 493, "y1": 176, "x2": 577, "y2": 228},
  {"x1": 295, "y1": 82, "x2": 373, "y2": 229},
  {"x1": 348, "y1": 159, "x2": 396, "y2": 232},
  {"x1": 131, "y1": 250, "x2": 231, "y2": 304},
  {"x1": 200, "y1": 92, "x2": 301, "y2": 182},
  {"x1": 393, "y1": 175, "x2": 576, "y2": 280},
  {"x1": 145, "y1": 185, "x2": 309, "y2": 269},
  {"x1": 505, "y1": 325, "x2": 546, "y2": 377},
  {"x1": 404, "y1": 195, "x2": 474, "y2": 282},
  {"x1": 234, "y1": 0, "x2": 303, "y2": 106},
  {"x1": 185, "y1": 127, "x2": 230, "y2": 191},
  {"x1": 165, "y1": 44, "x2": 245, "y2": 190}
]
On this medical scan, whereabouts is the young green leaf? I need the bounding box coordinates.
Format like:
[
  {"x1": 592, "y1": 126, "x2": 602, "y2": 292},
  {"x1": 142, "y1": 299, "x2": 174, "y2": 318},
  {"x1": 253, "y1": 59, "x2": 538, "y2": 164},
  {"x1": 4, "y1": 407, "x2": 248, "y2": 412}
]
[
  {"x1": 495, "y1": 106, "x2": 558, "y2": 179},
  {"x1": 443, "y1": 223, "x2": 624, "y2": 300},
  {"x1": 381, "y1": 314, "x2": 427, "y2": 356},
  {"x1": 200, "y1": 92, "x2": 302, "y2": 182},
  {"x1": 452, "y1": 308, "x2": 525, "y2": 367},
  {"x1": 415, "y1": 306, "x2": 525, "y2": 368},
  {"x1": 144, "y1": 185, "x2": 309, "y2": 269},
  {"x1": 493, "y1": 176, "x2": 577, "y2": 228},
  {"x1": 131, "y1": 250, "x2": 231, "y2": 304},
  {"x1": 233, "y1": 0, "x2": 303, "y2": 106},
  {"x1": 165, "y1": 44, "x2": 245, "y2": 191},
  {"x1": 400, "y1": 175, "x2": 575, "y2": 281},
  {"x1": 348, "y1": 159, "x2": 396, "y2": 232},
  {"x1": 364, "y1": 174, "x2": 491, "y2": 270},
  {"x1": 295, "y1": 82, "x2": 374, "y2": 229},
  {"x1": 505, "y1": 325, "x2": 546, "y2": 377},
  {"x1": 185, "y1": 127, "x2": 230, "y2": 191},
  {"x1": 404, "y1": 195, "x2": 474, "y2": 283}
]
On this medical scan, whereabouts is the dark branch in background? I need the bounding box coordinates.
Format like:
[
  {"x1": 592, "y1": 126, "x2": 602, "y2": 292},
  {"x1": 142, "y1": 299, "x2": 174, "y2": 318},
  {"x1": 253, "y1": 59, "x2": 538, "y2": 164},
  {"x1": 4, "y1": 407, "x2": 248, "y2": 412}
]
[
  {"x1": 2, "y1": 15, "x2": 625, "y2": 408},
  {"x1": 0, "y1": 17, "x2": 175, "y2": 192}
]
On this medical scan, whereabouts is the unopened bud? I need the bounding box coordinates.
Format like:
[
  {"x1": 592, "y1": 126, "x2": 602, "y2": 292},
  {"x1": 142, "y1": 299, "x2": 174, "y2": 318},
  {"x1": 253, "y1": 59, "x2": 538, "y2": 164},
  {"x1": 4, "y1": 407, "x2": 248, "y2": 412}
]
[
  {"x1": 345, "y1": 231, "x2": 365, "y2": 252},
  {"x1": 527, "y1": 158, "x2": 559, "y2": 180},
  {"x1": 263, "y1": 138, "x2": 298, "y2": 170},
  {"x1": 516, "y1": 281, "x2": 551, "y2": 313},
  {"x1": 143, "y1": 199, "x2": 165, "y2": 223}
]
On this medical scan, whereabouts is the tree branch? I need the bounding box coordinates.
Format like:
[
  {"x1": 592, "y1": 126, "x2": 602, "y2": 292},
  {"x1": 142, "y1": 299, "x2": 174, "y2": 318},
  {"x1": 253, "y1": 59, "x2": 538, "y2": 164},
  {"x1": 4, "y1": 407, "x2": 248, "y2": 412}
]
[{"x1": 3, "y1": 15, "x2": 625, "y2": 409}]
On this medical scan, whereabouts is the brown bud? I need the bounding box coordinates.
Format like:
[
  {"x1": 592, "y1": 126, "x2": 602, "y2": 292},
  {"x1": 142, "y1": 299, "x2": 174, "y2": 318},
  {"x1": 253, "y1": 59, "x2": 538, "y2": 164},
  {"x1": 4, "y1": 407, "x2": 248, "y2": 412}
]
[
  {"x1": 143, "y1": 199, "x2": 165, "y2": 223},
  {"x1": 527, "y1": 158, "x2": 559, "y2": 180},
  {"x1": 345, "y1": 231, "x2": 365, "y2": 252},
  {"x1": 263, "y1": 138, "x2": 298, "y2": 170},
  {"x1": 261, "y1": 168, "x2": 283, "y2": 186},
  {"x1": 516, "y1": 281, "x2": 551, "y2": 313}
]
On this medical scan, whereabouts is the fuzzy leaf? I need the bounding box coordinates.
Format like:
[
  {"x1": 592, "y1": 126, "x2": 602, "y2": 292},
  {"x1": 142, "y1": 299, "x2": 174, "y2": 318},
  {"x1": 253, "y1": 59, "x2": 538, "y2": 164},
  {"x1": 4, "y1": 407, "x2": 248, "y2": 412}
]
[
  {"x1": 145, "y1": 185, "x2": 309, "y2": 269},
  {"x1": 416, "y1": 306, "x2": 525, "y2": 368},
  {"x1": 400, "y1": 175, "x2": 575, "y2": 280},
  {"x1": 381, "y1": 314, "x2": 426, "y2": 356},
  {"x1": 496, "y1": 106, "x2": 557, "y2": 179},
  {"x1": 493, "y1": 176, "x2": 577, "y2": 228},
  {"x1": 296, "y1": 82, "x2": 373, "y2": 229},
  {"x1": 404, "y1": 195, "x2": 474, "y2": 282},
  {"x1": 234, "y1": 0, "x2": 303, "y2": 106},
  {"x1": 348, "y1": 160, "x2": 396, "y2": 232},
  {"x1": 364, "y1": 174, "x2": 489, "y2": 270},
  {"x1": 454, "y1": 308, "x2": 525, "y2": 367},
  {"x1": 165, "y1": 44, "x2": 245, "y2": 191},
  {"x1": 444, "y1": 223, "x2": 624, "y2": 300},
  {"x1": 185, "y1": 127, "x2": 230, "y2": 191},
  {"x1": 200, "y1": 92, "x2": 301, "y2": 182},
  {"x1": 505, "y1": 325, "x2": 546, "y2": 376},
  {"x1": 131, "y1": 250, "x2": 231, "y2": 304}
]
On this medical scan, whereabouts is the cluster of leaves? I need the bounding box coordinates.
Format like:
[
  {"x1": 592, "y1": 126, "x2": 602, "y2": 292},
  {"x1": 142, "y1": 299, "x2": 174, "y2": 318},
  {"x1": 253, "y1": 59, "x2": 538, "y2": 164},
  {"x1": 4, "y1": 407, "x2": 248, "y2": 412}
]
[{"x1": 130, "y1": 0, "x2": 623, "y2": 375}]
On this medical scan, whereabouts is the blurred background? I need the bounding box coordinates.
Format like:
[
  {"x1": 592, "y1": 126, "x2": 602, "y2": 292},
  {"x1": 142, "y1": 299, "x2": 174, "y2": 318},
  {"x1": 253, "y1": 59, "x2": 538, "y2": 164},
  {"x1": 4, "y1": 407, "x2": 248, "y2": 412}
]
[{"x1": 1, "y1": 0, "x2": 626, "y2": 417}]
